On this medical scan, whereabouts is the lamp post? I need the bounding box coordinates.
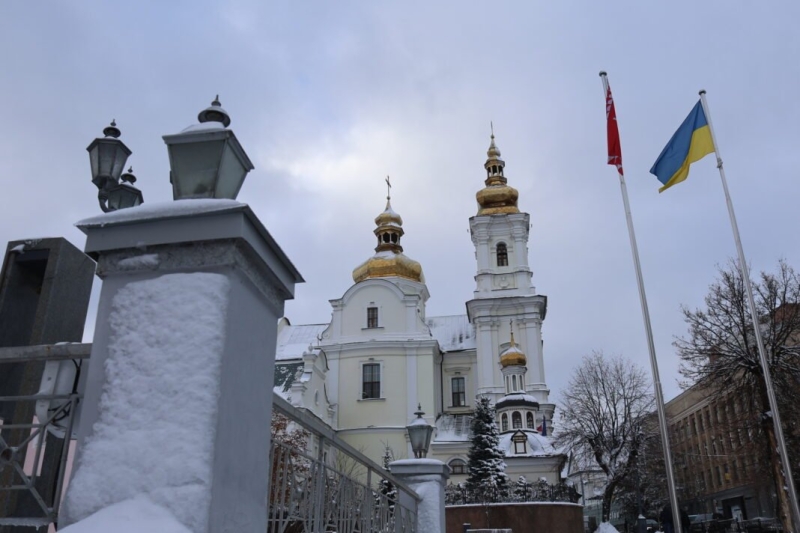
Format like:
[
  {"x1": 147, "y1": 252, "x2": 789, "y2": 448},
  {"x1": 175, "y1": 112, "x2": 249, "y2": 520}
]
[
  {"x1": 86, "y1": 121, "x2": 143, "y2": 212},
  {"x1": 406, "y1": 404, "x2": 433, "y2": 459}
]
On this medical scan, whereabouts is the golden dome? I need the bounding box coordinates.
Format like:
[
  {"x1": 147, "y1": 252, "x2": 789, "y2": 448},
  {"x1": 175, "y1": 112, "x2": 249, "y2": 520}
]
[
  {"x1": 499, "y1": 331, "x2": 527, "y2": 368},
  {"x1": 476, "y1": 132, "x2": 520, "y2": 216},
  {"x1": 375, "y1": 201, "x2": 403, "y2": 227},
  {"x1": 352, "y1": 251, "x2": 424, "y2": 283},
  {"x1": 352, "y1": 189, "x2": 424, "y2": 283}
]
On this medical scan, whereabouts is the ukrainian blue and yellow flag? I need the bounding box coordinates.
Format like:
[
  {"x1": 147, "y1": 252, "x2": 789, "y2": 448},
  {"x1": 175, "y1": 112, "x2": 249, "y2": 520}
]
[{"x1": 650, "y1": 101, "x2": 715, "y2": 192}]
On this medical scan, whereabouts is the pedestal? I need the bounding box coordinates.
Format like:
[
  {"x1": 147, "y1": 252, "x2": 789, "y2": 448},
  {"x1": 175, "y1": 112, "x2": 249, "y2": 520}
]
[
  {"x1": 390, "y1": 458, "x2": 450, "y2": 533},
  {"x1": 61, "y1": 200, "x2": 302, "y2": 532}
]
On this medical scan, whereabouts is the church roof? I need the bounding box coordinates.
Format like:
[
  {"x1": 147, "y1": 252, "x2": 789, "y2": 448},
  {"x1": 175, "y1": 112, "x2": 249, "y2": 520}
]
[
  {"x1": 497, "y1": 430, "x2": 563, "y2": 458},
  {"x1": 276, "y1": 323, "x2": 327, "y2": 360},
  {"x1": 426, "y1": 315, "x2": 475, "y2": 352}
]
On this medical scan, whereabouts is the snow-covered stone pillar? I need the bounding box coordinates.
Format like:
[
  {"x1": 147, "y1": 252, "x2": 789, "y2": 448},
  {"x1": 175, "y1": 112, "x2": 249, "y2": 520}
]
[
  {"x1": 390, "y1": 459, "x2": 450, "y2": 533},
  {"x1": 61, "y1": 200, "x2": 303, "y2": 533}
]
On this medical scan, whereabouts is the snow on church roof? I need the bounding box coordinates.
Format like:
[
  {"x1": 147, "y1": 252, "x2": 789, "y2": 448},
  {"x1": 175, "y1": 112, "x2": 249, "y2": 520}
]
[
  {"x1": 497, "y1": 430, "x2": 562, "y2": 458},
  {"x1": 275, "y1": 323, "x2": 327, "y2": 361},
  {"x1": 426, "y1": 315, "x2": 475, "y2": 352}
]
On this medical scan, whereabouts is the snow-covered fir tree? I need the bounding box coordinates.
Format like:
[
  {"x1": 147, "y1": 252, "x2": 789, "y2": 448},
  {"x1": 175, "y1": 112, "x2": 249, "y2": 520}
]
[
  {"x1": 513, "y1": 475, "x2": 529, "y2": 502},
  {"x1": 378, "y1": 445, "x2": 397, "y2": 512},
  {"x1": 466, "y1": 396, "x2": 508, "y2": 499}
]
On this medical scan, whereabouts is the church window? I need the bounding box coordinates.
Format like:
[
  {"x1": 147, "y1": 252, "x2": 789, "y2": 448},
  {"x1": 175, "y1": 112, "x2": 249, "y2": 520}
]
[
  {"x1": 383, "y1": 233, "x2": 390, "y2": 243},
  {"x1": 391, "y1": 233, "x2": 398, "y2": 243},
  {"x1": 512, "y1": 375, "x2": 517, "y2": 391},
  {"x1": 512, "y1": 411, "x2": 522, "y2": 429},
  {"x1": 449, "y1": 459, "x2": 467, "y2": 475},
  {"x1": 496, "y1": 243, "x2": 508, "y2": 267},
  {"x1": 513, "y1": 433, "x2": 527, "y2": 455},
  {"x1": 451, "y1": 377, "x2": 466, "y2": 407},
  {"x1": 362, "y1": 363, "x2": 381, "y2": 399},
  {"x1": 501, "y1": 413, "x2": 508, "y2": 432},
  {"x1": 526, "y1": 412, "x2": 534, "y2": 429},
  {"x1": 367, "y1": 307, "x2": 379, "y2": 328}
]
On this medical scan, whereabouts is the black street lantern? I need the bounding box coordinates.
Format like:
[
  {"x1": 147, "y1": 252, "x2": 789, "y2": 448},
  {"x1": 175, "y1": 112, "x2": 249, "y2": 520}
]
[
  {"x1": 406, "y1": 404, "x2": 434, "y2": 459},
  {"x1": 99, "y1": 167, "x2": 144, "y2": 212},
  {"x1": 162, "y1": 96, "x2": 254, "y2": 200},
  {"x1": 86, "y1": 120, "x2": 131, "y2": 191}
]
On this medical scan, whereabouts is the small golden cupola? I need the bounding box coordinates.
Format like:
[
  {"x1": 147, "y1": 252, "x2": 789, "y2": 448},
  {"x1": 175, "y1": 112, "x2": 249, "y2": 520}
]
[
  {"x1": 352, "y1": 178, "x2": 424, "y2": 283},
  {"x1": 499, "y1": 329, "x2": 527, "y2": 368},
  {"x1": 476, "y1": 127, "x2": 520, "y2": 216}
]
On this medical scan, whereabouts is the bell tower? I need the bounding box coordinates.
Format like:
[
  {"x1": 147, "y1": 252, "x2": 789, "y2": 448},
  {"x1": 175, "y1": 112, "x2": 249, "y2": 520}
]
[{"x1": 466, "y1": 130, "x2": 551, "y2": 414}]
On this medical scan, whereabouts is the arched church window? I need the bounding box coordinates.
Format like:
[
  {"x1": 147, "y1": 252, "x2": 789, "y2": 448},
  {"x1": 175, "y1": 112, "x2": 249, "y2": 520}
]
[
  {"x1": 383, "y1": 233, "x2": 390, "y2": 243},
  {"x1": 526, "y1": 412, "x2": 534, "y2": 429},
  {"x1": 512, "y1": 375, "x2": 517, "y2": 391},
  {"x1": 496, "y1": 243, "x2": 508, "y2": 267},
  {"x1": 390, "y1": 233, "x2": 398, "y2": 243},
  {"x1": 501, "y1": 413, "x2": 509, "y2": 432},
  {"x1": 449, "y1": 458, "x2": 467, "y2": 475},
  {"x1": 512, "y1": 411, "x2": 522, "y2": 429}
]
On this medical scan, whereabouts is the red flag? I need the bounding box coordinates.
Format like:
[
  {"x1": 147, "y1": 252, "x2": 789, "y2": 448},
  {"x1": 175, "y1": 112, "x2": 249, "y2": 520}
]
[{"x1": 605, "y1": 83, "x2": 624, "y2": 176}]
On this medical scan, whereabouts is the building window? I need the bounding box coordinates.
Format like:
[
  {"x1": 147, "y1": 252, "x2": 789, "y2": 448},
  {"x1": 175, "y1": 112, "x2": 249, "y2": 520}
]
[
  {"x1": 501, "y1": 413, "x2": 509, "y2": 432},
  {"x1": 451, "y1": 377, "x2": 466, "y2": 407},
  {"x1": 496, "y1": 243, "x2": 508, "y2": 267},
  {"x1": 513, "y1": 433, "x2": 527, "y2": 455},
  {"x1": 362, "y1": 363, "x2": 381, "y2": 399},
  {"x1": 512, "y1": 411, "x2": 522, "y2": 429},
  {"x1": 512, "y1": 375, "x2": 517, "y2": 391},
  {"x1": 526, "y1": 412, "x2": 535, "y2": 429},
  {"x1": 367, "y1": 307, "x2": 378, "y2": 328},
  {"x1": 449, "y1": 459, "x2": 467, "y2": 475}
]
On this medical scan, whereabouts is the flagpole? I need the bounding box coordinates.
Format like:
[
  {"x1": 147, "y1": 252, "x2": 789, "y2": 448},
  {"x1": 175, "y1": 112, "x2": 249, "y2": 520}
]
[
  {"x1": 699, "y1": 90, "x2": 800, "y2": 532},
  {"x1": 599, "y1": 72, "x2": 683, "y2": 533}
]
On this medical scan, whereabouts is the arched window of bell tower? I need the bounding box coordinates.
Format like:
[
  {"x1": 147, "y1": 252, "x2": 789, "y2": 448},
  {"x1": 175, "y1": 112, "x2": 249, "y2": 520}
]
[
  {"x1": 512, "y1": 375, "x2": 517, "y2": 391},
  {"x1": 501, "y1": 413, "x2": 509, "y2": 432},
  {"x1": 390, "y1": 233, "x2": 398, "y2": 243},
  {"x1": 526, "y1": 412, "x2": 535, "y2": 429},
  {"x1": 496, "y1": 242, "x2": 508, "y2": 267},
  {"x1": 512, "y1": 411, "x2": 522, "y2": 429}
]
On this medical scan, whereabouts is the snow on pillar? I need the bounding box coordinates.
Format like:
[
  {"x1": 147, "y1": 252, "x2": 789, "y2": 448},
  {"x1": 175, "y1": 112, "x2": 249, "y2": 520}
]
[
  {"x1": 390, "y1": 459, "x2": 450, "y2": 533},
  {"x1": 61, "y1": 201, "x2": 303, "y2": 533}
]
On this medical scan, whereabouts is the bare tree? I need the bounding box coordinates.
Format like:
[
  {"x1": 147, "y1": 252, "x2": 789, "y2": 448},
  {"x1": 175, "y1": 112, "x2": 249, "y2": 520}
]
[
  {"x1": 675, "y1": 260, "x2": 800, "y2": 531},
  {"x1": 556, "y1": 352, "x2": 654, "y2": 522}
]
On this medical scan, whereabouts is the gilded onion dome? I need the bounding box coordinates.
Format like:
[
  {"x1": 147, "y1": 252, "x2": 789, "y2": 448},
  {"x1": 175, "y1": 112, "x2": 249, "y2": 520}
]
[
  {"x1": 499, "y1": 330, "x2": 527, "y2": 368},
  {"x1": 352, "y1": 192, "x2": 424, "y2": 283},
  {"x1": 476, "y1": 130, "x2": 520, "y2": 216}
]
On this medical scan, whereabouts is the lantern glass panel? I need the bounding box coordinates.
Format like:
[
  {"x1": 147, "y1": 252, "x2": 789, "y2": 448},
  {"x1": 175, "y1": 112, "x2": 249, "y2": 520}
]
[
  {"x1": 168, "y1": 140, "x2": 226, "y2": 199},
  {"x1": 108, "y1": 184, "x2": 143, "y2": 210},
  {"x1": 215, "y1": 143, "x2": 248, "y2": 199}
]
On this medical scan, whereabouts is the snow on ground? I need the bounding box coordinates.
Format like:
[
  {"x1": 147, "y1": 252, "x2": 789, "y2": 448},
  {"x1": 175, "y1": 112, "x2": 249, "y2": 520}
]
[
  {"x1": 62, "y1": 272, "x2": 230, "y2": 532},
  {"x1": 60, "y1": 496, "x2": 191, "y2": 533},
  {"x1": 597, "y1": 522, "x2": 621, "y2": 533}
]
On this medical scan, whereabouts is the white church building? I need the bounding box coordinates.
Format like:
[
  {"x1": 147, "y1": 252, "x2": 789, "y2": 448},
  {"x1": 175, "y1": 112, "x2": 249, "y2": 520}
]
[{"x1": 273, "y1": 133, "x2": 566, "y2": 483}]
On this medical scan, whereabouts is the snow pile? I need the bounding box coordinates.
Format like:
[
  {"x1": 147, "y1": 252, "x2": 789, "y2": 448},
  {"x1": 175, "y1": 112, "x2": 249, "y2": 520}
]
[
  {"x1": 597, "y1": 522, "x2": 621, "y2": 533},
  {"x1": 60, "y1": 496, "x2": 192, "y2": 533},
  {"x1": 63, "y1": 272, "x2": 230, "y2": 532},
  {"x1": 76, "y1": 198, "x2": 246, "y2": 227}
]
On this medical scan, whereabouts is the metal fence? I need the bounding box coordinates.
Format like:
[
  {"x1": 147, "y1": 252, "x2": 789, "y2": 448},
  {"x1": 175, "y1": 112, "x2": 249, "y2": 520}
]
[
  {"x1": 444, "y1": 479, "x2": 581, "y2": 506},
  {"x1": 0, "y1": 344, "x2": 89, "y2": 530},
  {"x1": 269, "y1": 394, "x2": 419, "y2": 533}
]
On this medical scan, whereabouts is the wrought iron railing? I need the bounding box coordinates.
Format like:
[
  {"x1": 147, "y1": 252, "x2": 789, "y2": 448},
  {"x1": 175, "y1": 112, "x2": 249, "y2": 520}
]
[
  {"x1": 444, "y1": 479, "x2": 581, "y2": 506},
  {"x1": 0, "y1": 343, "x2": 90, "y2": 529},
  {"x1": 269, "y1": 394, "x2": 419, "y2": 533}
]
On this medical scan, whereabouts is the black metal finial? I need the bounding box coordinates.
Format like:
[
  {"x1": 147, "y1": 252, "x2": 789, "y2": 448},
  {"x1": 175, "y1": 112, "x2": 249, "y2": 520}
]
[
  {"x1": 198, "y1": 96, "x2": 231, "y2": 127},
  {"x1": 121, "y1": 166, "x2": 137, "y2": 184},
  {"x1": 103, "y1": 119, "x2": 121, "y2": 138}
]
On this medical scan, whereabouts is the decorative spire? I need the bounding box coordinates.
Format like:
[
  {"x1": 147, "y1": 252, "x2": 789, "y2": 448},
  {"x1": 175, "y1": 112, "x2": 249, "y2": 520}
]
[{"x1": 475, "y1": 127, "x2": 519, "y2": 216}]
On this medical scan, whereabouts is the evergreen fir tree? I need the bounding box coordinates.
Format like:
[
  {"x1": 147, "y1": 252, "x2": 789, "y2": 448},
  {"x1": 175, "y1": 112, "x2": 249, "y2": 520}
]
[
  {"x1": 466, "y1": 396, "x2": 508, "y2": 500},
  {"x1": 377, "y1": 445, "x2": 397, "y2": 512}
]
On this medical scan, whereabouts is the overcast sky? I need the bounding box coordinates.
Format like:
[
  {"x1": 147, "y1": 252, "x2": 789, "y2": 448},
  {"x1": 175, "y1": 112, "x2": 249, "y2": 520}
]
[{"x1": 2, "y1": 2, "x2": 798, "y2": 405}]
